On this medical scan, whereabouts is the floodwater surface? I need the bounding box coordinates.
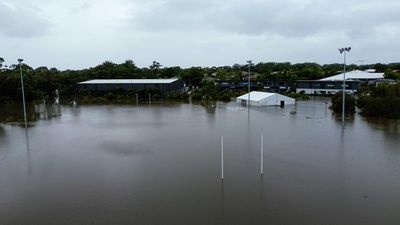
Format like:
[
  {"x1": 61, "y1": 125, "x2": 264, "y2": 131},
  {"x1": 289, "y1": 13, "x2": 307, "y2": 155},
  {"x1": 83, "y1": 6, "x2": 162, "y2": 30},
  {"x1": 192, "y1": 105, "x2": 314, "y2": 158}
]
[{"x1": 0, "y1": 99, "x2": 400, "y2": 225}]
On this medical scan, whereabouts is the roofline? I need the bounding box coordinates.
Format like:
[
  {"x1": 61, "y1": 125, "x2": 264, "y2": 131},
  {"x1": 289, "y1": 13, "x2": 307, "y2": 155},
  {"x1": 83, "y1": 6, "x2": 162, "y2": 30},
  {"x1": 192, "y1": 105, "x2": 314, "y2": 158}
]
[
  {"x1": 78, "y1": 78, "x2": 179, "y2": 84},
  {"x1": 297, "y1": 80, "x2": 361, "y2": 82}
]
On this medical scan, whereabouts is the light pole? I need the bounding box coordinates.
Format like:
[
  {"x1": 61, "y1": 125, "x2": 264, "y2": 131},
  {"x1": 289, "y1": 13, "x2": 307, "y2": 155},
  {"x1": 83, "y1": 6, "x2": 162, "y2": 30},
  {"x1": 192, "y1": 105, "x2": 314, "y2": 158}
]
[
  {"x1": 338, "y1": 47, "x2": 351, "y2": 125},
  {"x1": 18, "y1": 59, "x2": 28, "y2": 129},
  {"x1": 246, "y1": 60, "x2": 252, "y2": 107}
]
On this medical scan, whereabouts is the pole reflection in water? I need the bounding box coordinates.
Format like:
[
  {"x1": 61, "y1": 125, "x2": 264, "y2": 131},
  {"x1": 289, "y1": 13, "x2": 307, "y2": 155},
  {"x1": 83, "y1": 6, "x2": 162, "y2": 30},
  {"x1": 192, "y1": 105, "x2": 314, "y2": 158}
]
[
  {"x1": 260, "y1": 175, "x2": 266, "y2": 225},
  {"x1": 339, "y1": 126, "x2": 345, "y2": 162},
  {"x1": 35, "y1": 103, "x2": 62, "y2": 120},
  {"x1": 247, "y1": 105, "x2": 251, "y2": 133},
  {"x1": 220, "y1": 180, "x2": 225, "y2": 225},
  {"x1": 25, "y1": 128, "x2": 32, "y2": 176}
]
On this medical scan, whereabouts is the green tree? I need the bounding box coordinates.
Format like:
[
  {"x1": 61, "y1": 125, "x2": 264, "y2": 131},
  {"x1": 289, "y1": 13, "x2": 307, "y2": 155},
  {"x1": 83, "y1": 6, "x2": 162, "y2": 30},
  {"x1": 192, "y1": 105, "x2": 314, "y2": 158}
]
[
  {"x1": 331, "y1": 92, "x2": 356, "y2": 113},
  {"x1": 357, "y1": 82, "x2": 400, "y2": 118},
  {"x1": 384, "y1": 69, "x2": 400, "y2": 80},
  {"x1": 0, "y1": 57, "x2": 4, "y2": 69},
  {"x1": 180, "y1": 67, "x2": 204, "y2": 88},
  {"x1": 160, "y1": 66, "x2": 181, "y2": 78},
  {"x1": 149, "y1": 61, "x2": 162, "y2": 78},
  {"x1": 373, "y1": 63, "x2": 387, "y2": 73},
  {"x1": 35, "y1": 67, "x2": 60, "y2": 98}
]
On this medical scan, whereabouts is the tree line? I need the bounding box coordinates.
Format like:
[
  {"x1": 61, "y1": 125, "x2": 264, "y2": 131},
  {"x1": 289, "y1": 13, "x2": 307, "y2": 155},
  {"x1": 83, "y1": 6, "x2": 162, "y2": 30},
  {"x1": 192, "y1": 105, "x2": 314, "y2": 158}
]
[{"x1": 1, "y1": 57, "x2": 400, "y2": 104}]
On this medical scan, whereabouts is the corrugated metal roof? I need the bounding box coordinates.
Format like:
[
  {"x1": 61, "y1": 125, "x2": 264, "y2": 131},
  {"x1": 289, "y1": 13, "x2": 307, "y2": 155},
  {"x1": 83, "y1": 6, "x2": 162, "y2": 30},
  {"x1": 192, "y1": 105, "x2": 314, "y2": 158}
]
[
  {"x1": 319, "y1": 70, "x2": 384, "y2": 81},
  {"x1": 237, "y1": 91, "x2": 284, "y2": 101},
  {"x1": 78, "y1": 78, "x2": 179, "y2": 84}
]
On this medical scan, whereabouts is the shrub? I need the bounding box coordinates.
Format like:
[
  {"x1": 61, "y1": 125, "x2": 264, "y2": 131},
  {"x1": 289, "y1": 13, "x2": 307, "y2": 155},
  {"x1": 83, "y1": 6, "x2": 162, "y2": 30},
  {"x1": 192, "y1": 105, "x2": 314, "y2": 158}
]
[
  {"x1": 219, "y1": 93, "x2": 231, "y2": 102},
  {"x1": 191, "y1": 91, "x2": 203, "y2": 100},
  {"x1": 287, "y1": 92, "x2": 310, "y2": 100},
  {"x1": 331, "y1": 92, "x2": 356, "y2": 113},
  {"x1": 356, "y1": 82, "x2": 400, "y2": 118}
]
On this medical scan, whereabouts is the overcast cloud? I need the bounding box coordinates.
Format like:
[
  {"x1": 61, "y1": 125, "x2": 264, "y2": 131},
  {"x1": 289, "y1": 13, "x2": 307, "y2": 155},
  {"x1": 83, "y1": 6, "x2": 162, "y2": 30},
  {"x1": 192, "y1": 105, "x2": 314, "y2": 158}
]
[{"x1": 0, "y1": 0, "x2": 399, "y2": 69}]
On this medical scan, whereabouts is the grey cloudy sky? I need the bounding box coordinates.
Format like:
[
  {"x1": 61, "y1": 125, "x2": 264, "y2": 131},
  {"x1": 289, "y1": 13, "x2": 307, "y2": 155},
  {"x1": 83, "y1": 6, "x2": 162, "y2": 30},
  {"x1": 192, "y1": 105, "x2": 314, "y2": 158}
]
[{"x1": 1, "y1": 0, "x2": 399, "y2": 69}]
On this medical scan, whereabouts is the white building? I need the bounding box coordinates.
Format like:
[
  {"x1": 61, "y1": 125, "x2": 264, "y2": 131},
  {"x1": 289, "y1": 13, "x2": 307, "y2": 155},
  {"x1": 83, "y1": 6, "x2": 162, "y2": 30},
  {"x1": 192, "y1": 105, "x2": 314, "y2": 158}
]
[
  {"x1": 319, "y1": 70, "x2": 384, "y2": 81},
  {"x1": 296, "y1": 70, "x2": 385, "y2": 95},
  {"x1": 236, "y1": 91, "x2": 295, "y2": 106}
]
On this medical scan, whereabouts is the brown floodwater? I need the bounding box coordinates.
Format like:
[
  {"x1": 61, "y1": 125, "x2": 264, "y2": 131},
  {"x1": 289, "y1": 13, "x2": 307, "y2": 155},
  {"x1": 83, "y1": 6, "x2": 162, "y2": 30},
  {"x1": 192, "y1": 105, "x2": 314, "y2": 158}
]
[{"x1": 0, "y1": 99, "x2": 399, "y2": 225}]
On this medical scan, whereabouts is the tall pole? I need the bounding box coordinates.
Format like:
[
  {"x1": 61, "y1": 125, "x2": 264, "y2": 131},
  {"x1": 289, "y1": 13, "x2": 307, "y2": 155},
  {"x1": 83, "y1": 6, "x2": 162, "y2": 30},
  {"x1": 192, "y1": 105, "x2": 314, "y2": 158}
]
[
  {"x1": 247, "y1": 60, "x2": 252, "y2": 107},
  {"x1": 342, "y1": 51, "x2": 346, "y2": 124},
  {"x1": 18, "y1": 59, "x2": 27, "y2": 129},
  {"x1": 339, "y1": 47, "x2": 351, "y2": 126}
]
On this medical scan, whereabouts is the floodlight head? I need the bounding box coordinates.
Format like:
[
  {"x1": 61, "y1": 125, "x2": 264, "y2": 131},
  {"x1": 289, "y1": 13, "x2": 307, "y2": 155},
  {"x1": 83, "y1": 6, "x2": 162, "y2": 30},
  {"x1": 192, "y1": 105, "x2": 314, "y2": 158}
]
[
  {"x1": 18, "y1": 59, "x2": 23, "y2": 63},
  {"x1": 247, "y1": 60, "x2": 252, "y2": 64},
  {"x1": 339, "y1": 47, "x2": 351, "y2": 54}
]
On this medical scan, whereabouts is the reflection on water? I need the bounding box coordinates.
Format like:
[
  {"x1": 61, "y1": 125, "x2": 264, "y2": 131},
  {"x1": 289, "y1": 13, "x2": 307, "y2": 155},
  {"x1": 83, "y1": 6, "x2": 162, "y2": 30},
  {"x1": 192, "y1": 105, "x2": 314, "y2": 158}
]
[
  {"x1": 0, "y1": 103, "x2": 61, "y2": 125},
  {"x1": 25, "y1": 129, "x2": 32, "y2": 176},
  {"x1": 0, "y1": 126, "x2": 5, "y2": 138},
  {"x1": 0, "y1": 99, "x2": 400, "y2": 225},
  {"x1": 364, "y1": 117, "x2": 400, "y2": 136},
  {"x1": 100, "y1": 140, "x2": 153, "y2": 157},
  {"x1": 34, "y1": 103, "x2": 61, "y2": 120},
  {"x1": 220, "y1": 181, "x2": 225, "y2": 225}
]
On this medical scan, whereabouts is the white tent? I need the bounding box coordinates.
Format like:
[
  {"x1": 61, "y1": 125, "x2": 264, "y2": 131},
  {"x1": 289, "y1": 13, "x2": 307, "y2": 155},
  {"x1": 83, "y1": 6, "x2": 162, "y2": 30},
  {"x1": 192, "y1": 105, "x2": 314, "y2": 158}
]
[{"x1": 236, "y1": 91, "x2": 295, "y2": 106}]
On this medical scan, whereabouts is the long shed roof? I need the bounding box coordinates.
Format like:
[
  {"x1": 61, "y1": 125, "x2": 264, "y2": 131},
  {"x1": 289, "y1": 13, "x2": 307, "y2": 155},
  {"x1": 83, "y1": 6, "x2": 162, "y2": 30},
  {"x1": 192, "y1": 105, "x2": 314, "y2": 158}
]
[
  {"x1": 319, "y1": 70, "x2": 384, "y2": 81},
  {"x1": 78, "y1": 78, "x2": 179, "y2": 84}
]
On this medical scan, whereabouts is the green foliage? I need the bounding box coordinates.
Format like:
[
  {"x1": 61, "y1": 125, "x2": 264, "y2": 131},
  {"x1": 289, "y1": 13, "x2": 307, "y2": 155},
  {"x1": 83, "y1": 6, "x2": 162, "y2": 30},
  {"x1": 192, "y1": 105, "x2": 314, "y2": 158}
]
[
  {"x1": 373, "y1": 63, "x2": 387, "y2": 73},
  {"x1": 190, "y1": 82, "x2": 242, "y2": 102},
  {"x1": 201, "y1": 80, "x2": 217, "y2": 96},
  {"x1": 0, "y1": 57, "x2": 4, "y2": 69},
  {"x1": 218, "y1": 92, "x2": 232, "y2": 102},
  {"x1": 287, "y1": 92, "x2": 310, "y2": 100},
  {"x1": 358, "y1": 82, "x2": 400, "y2": 118},
  {"x1": 180, "y1": 67, "x2": 204, "y2": 88},
  {"x1": 1, "y1": 57, "x2": 400, "y2": 105},
  {"x1": 257, "y1": 83, "x2": 264, "y2": 91},
  {"x1": 190, "y1": 90, "x2": 204, "y2": 101},
  {"x1": 165, "y1": 92, "x2": 189, "y2": 101},
  {"x1": 384, "y1": 69, "x2": 400, "y2": 80},
  {"x1": 331, "y1": 92, "x2": 356, "y2": 113}
]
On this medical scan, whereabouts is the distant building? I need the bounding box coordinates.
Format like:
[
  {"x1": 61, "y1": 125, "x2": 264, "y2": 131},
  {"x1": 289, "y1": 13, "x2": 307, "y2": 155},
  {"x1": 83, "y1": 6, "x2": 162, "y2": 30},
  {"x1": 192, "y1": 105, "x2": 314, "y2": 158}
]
[
  {"x1": 319, "y1": 70, "x2": 384, "y2": 81},
  {"x1": 369, "y1": 79, "x2": 397, "y2": 86},
  {"x1": 78, "y1": 78, "x2": 184, "y2": 93},
  {"x1": 296, "y1": 80, "x2": 360, "y2": 95},
  {"x1": 217, "y1": 80, "x2": 289, "y2": 92},
  {"x1": 297, "y1": 70, "x2": 384, "y2": 95},
  {"x1": 236, "y1": 91, "x2": 295, "y2": 106}
]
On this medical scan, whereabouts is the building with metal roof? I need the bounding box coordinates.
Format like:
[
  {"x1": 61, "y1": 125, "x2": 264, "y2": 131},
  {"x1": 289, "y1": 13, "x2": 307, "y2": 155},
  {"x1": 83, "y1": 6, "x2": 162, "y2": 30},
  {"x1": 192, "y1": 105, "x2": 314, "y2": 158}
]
[
  {"x1": 78, "y1": 78, "x2": 184, "y2": 93},
  {"x1": 296, "y1": 70, "x2": 384, "y2": 95},
  {"x1": 79, "y1": 79, "x2": 179, "y2": 84},
  {"x1": 319, "y1": 70, "x2": 384, "y2": 81},
  {"x1": 296, "y1": 80, "x2": 360, "y2": 95},
  {"x1": 236, "y1": 91, "x2": 295, "y2": 106}
]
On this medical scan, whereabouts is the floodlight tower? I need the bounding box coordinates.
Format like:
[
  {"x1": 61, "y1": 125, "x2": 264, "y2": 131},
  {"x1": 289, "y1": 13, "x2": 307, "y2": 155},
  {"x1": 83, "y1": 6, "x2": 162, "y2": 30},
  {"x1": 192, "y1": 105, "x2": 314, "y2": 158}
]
[
  {"x1": 246, "y1": 60, "x2": 253, "y2": 107},
  {"x1": 338, "y1": 47, "x2": 351, "y2": 125},
  {"x1": 18, "y1": 58, "x2": 28, "y2": 129}
]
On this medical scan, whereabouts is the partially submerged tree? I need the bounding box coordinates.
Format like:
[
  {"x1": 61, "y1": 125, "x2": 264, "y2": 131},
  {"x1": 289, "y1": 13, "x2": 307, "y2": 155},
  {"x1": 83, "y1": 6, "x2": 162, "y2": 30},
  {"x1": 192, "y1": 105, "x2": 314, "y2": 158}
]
[
  {"x1": 358, "y1": 82, "x2": 400, "y2": 118},
  {"x1": 331, "y1": 92, "x2": 356, "y2": 113}
]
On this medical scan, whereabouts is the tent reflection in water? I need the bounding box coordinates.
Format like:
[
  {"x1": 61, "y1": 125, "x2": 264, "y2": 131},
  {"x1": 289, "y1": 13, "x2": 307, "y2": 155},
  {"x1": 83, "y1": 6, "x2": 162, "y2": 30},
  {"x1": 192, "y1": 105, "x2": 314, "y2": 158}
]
[{"x1": 236, "y1": 91, "x2": 296, "y2": 107}]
